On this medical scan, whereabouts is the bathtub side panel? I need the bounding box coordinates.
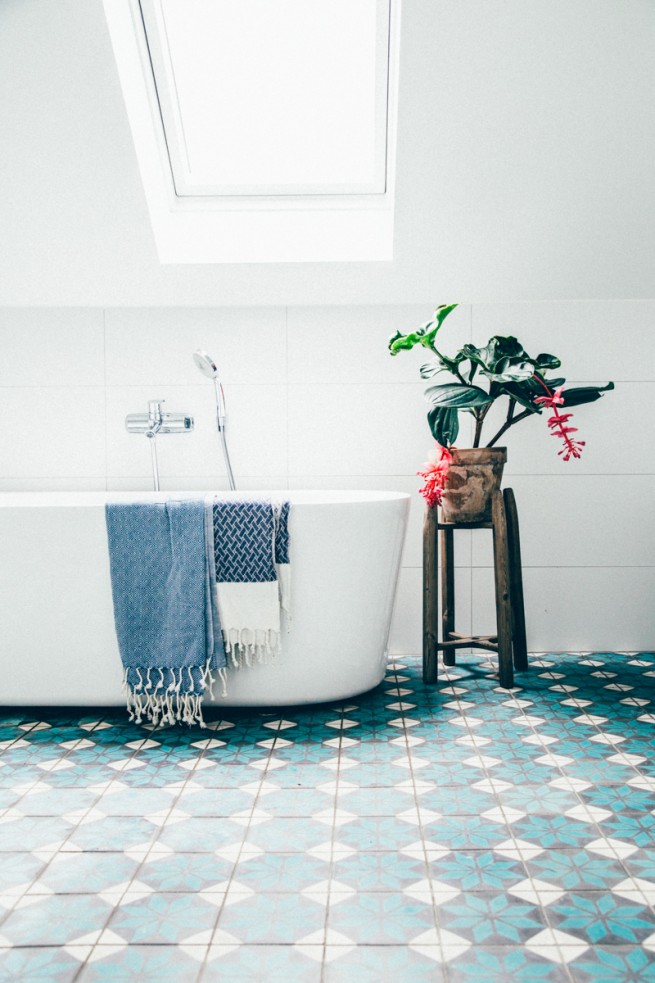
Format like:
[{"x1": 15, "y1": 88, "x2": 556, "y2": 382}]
[
  {"x1": 0, "y1": 495, "x2": 409, "y2": 707},
  {"x1": 0, "y1": 507, "x2": 123, "y2": 705}
]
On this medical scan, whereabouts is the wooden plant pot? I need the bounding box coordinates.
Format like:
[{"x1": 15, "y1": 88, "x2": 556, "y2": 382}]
[{"x1": 441, "y1": 447, "x2": 507, "y2": 523}]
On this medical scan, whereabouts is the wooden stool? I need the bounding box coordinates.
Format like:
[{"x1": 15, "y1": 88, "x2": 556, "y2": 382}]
[{"x1": 423, "y1": 487, "x2": 528, "y2": 689}]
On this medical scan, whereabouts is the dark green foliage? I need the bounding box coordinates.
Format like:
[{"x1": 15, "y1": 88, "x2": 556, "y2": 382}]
[{"x1": 388, "y1": 305, "x2": 613, "y2": 448}]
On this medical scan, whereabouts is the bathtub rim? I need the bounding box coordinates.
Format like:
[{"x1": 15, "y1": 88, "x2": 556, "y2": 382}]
[{"x1": 0, "y1": 489, "x2": 411, "y2": 508}]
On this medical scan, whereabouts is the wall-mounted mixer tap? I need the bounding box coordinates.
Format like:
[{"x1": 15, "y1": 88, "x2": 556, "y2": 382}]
[{"x1": 125, "y1": 400, "x2": 194, "y2": 490}]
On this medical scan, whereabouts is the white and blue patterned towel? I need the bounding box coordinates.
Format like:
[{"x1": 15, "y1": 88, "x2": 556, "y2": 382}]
[
  {"x1": 213, "y1": 500, "x2": 291, "y2": 666},
  {"x1": 105, "y1": 500, "x2": 227, "y2": 727}
]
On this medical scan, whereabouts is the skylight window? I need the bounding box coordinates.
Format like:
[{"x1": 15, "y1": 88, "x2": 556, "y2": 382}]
[
  {"x1": 104, "y1": 0, "x2": 400, "y2": 262},
  {"x1": 140, "y1": 0, "x2": 390, "y2": 197}
]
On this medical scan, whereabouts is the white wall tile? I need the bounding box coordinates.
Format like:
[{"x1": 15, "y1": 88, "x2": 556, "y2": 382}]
[
  {"x1": 105, "y1": 307, "x2": 287, "y2": 386},
  {"x1": 288, "y1": 304, "x2": 471, "y2": 384},
  {"x1": 0, "y1": 387, "x2": 106, "y2": 478},
  {"x1": 472, "y1": 565, "x2": 655, "y2": 652},
  {"x1": 0, "y1": 308, "x2": 104, "y2": 387},
  {"x1": 106, "y1": 384, "x2": 287, "y2": 479},
  {"x1": 0, "y1": 477, "x2": 106, "y2": 491},
  {"x1": 106, "y1": 475, "x2": 289, "y2": 492},
  {"x1": 389, "y1": 565, "x2": 472, "y2": 655},
  {"x1": 472, "y1": 475, "x2": 655, "y2": 569},
  {"x1": 288, "y1": 382, "x2": 437, "y2": 476},
  {"x1": 473, "y1": 300, "x2": 655, "y2": 382}
]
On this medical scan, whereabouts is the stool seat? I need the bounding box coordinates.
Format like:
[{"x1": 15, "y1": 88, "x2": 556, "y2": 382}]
[{"x1": 423, "y1": 487, "x2": 528, "y2": 689}]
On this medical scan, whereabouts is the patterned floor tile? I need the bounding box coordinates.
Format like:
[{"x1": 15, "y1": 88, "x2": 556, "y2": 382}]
[
  {"x1": 445, "y1": 944, "x2": 571, "y2": 981},
  {"x1": 216, "y1": 892, "x2": 326, "y2": 943},
  {"x1": 104, "y1": 892, "x2": 220, "y2": 944},
  {"x1": 2, "y1": 652, "x2": 655, "y2": 978},
  {"x1": 323, "y1": 944, "x2": 447, "y2": 981},
  {"x1": 0, "y1": 945, "x2": 84, "y2": 982},
  {"x1": 78, "y1": 944, "x2": 205, "y2": 981},
  {"x1": 201, "y1": 943, "x2": 321, "y2": 981},
  {"x1": 62, "y1": 816, "x2": 158, "y2": 852},
  {"x1": 0, "y1": 893, "x2": 113, "y2": 946},
  {"x1": 327, "y1": 891, "x2": 437, "y2": 944},
  {"x1": 136, "y1": 852, "x2": 236, "y2": 893},
  {"x1": 331, "y1": 852, "x2": 428, "y2": 892},
  {"x1": 567, "y1": 945, "x2": 655, "y2": 981},
  {"x1": 233, "y1": 852, "x2": 331, "y2": 892},
  {"x1": 32, "y1": 852, "x2": 140, "y2": 894},
  {"x1": 427, "y1": 850, "x2": 529, "y2": 890},
  {"x1": 437, "y1": 890, "x2": 549, "y2": 944},
  {"x1": 547, "y1": 891, "x2": 655, "y2": 945}
]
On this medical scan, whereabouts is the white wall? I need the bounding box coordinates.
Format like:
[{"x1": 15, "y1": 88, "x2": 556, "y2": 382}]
[
  {"x1": 0, "y1": 300, "x2": 651, "y2": 653},
  {"x1": 1, "y1": 0, "x2": 655, "y2": 304}
]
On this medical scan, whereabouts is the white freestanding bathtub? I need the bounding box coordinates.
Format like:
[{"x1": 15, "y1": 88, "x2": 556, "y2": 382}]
[{"x1": 0, "y1": 490, "x2": 409, "y2": 707}]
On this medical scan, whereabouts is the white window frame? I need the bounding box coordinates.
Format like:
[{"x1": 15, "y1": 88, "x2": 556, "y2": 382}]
[{"x1": 103, "y1": 0, "x2": 401, "y2": 263}]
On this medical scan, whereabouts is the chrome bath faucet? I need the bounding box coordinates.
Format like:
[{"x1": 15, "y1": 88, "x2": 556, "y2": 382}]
[{"x1": 125, "y1": 400, "x2": 194, "y2": 490}]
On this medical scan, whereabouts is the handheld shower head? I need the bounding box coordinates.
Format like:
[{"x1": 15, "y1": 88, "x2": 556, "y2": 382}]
[
  {"x1": 193, "y1": 348, "x2": 236, "y2": 490},
  {"x1": 193, "y1": 349, "x2": 219, "y2": 379}
]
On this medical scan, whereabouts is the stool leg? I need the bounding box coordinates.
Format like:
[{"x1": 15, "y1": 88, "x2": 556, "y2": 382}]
[
  {"x1": 423, "y1": 505, "x2": 439, "y2": 684},
  {"x1": 491, "y1": 490, "x2": 514, "y2": 689},
  {"x1": 441, "y1": 526, "x2": 456, "y2": 665},
  {"x1": 504, "y1": 488, "x2": 528, "y2": 672}
]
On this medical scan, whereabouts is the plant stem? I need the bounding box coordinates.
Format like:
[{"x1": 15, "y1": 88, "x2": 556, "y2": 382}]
[
  {"x1": 486, "y1": 406, "x2": 533, "y2": 447},
  {"x1": 473, "y1": 403, "x2": 492, "y2": 447},
  {"x1": 429, "y1": 345, "x2": 467, "y2": 386}
]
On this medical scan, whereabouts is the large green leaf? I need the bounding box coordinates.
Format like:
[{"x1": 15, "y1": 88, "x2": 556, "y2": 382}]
[
  {"x1": 424, "y1": 383, "x2": 493, "y2": 408},
  {"x1": 427, "y1": 406, "x2": 459, "y2": 446},
  {"x1": 388, "y1": 303, "x2": 458, "y2": 355},
  {"x1": 558, "y1": 382, "x2": 615, "y2": 406},
  {"x1": 461, "y1": 336, "x2": 528, "y2": 373},
  {"x1": 480, "y1": 357, "x2": 534, "y2": 383},
  {"x1": 533, "y1": 352, "x2": 561, "y2": 371}
]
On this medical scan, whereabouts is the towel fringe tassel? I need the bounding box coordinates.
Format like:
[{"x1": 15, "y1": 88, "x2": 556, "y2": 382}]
[
  {"x1": 123, "y1": 658, "x2": 221, "y2": 728},
  {"x1": 223, "y1": 628, "x2": 281, "y2": 669}
]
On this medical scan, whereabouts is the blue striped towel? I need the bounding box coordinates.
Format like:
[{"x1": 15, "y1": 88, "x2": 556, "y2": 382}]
[
  {"x1": 213, "y1": 500, "x2": 291, "y2": 666},
  {"x1": 105, "y1": 499, "x2": 227, "y2": 726}
]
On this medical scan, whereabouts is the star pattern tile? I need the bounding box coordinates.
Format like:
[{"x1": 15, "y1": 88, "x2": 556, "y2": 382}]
[{"x1": 1, "y1": 651, "x2": 655, "y2": 979}]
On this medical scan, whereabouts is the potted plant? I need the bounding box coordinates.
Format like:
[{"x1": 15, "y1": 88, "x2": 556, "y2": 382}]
[{"x1": 389, "y1": 303, "x2": 614, "y2": 521}]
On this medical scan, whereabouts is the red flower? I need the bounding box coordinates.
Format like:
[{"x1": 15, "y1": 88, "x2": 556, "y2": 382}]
[
  {"x1": 534, "y1": 377, "x2": 584, "y2": 461},
  {"x1": 418, "y1": 444, "x2": 453, "y2": 506}
]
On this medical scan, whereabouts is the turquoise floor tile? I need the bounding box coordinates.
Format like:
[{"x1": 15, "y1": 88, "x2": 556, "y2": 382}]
[
  {"x1": 216, "y1": 892, "x2": 326, "y2": 943},
  {"x1": 445, "y1": 945, "x2": 571, "y2": 982},
  {"x1": 233, "y1": 852, "x2": 331, "y2": 892},
  {"x1": 0, "y1": 816, "x2": 73, "y2": 851},
  {"x1": 243, "y1": 817, "x2": 328, "y2": 852},
  {"x1": 63, "y1": 816, "x2": 158, "y2": 852},
  {"x1": 326, "y1": 891, "x2": 437, "y2": 944},
  {"x1": 35, "y1": 852, "x2": 140, "y2": 894},
  {"x1": 437, "y1": 890, "x2": 548, "y2": 944},
  {"x1": 0, "y1": 946, "x2": 83, "y2": 982},
  {"x1": 0, "y1": 894, "x2": 113, "y2": 946},
  {"x1": 547, "y1": 891, "x2": 655, "y2": 945},
  {"x1": 567, "y1": 946, "x2": 655, "y2": 982},
  {"x1": 323, "y1": 944, "x2": 447, "y2": 982},
  {"x1": 201, "y1": 944, "x2": 320, "y2": 982},
  {"x1": 154, "y1": 816, "x2": 246, "y2": 852},
  {"x1": 0, "y1": 854, "x2": 48, "y2": 893},
  {"x1": 331, "y1": 852, "x2": 428, "y2": 892},
  {"x1": 2, "y1": 652, "x2": 655, "y2": 979},
  {"x1": 78, "y1": 944, "x2": 204, "y2": 982},
  {"x1": 105, "y1": 892, "x2": 220, "y2": 944},
  {"x1": 428, "y1": 851, "x2": 528, "y2": 891},
  {"x1": 136, "y1": 852, "x2": 236, "y2": 893}
]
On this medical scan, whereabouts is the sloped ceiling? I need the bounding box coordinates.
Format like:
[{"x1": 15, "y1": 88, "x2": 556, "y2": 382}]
[{"x1": 1, "y1": 0, "x2": 654, "y2": 306}]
